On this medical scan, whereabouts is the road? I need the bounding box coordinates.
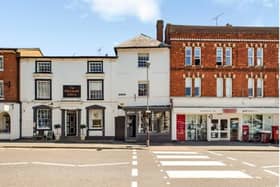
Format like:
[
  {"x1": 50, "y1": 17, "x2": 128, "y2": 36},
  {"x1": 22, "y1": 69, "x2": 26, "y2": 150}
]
[{"x1": 0, "y1": 146, "x2": 278, "y2": 187}]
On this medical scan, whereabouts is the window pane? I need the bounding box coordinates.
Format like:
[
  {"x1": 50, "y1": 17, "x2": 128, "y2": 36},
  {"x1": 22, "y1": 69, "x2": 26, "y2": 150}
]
[
  {"x1": 138, "y1": 53, "x2": 149, "y2": 67},
  {"x1": 226, "y1": 78, "x2": 232, "y2": 97},
  {"x1": 225, "y1": 48, "x2": 232, "y2": 65},
  {"x1": 216, "y1": 78, "x2": 223, "y2": 97},
  {"x1": 37, "y1": 109, "x2": 51, "y2": 129},
  {"x1": 257, "y1": 79, "x2": 263, "y2": 97},
  {"x1": 194, "y1": 47, "x2": 201, "y2": 65},
  {"x1": 248, "y1": 48, "x2": 254, "y2": 66},
  {"x1": 185, "y1": 47, "x2": 192, "y2": 66},
  {"x1": 257, "y1": 48, "x2": 263, "y2": 66},
  {"x1": 216, "y1": 48, "x2": 223, "y2": 65},
  {"x1": 194, "y1": 78, "x2": 201, "y2": 96},
  {"x1": 36, "y1": 80, "x2": 51, "y2": 99},
  {"x1": 0, "y1": 56, "x2": 3, "y2": 70},
  {"x1": 0, "y1": 81, "x2": 3, "y2": 98},
  {"x1": 185, "y1": 78, "x2": 192, "y2": 96},
  {"x1": 88, "y1": 80, "x2": 103, "y2": 99},
  {"x1": 37, "y1": 62, "x2": 51, "y2": 73},
  {"x1": 89, "y1": 61, "x2": 103, "y2": 73},
  {"x1": 89, "y1": 109, "x2": 103, "y2": 129},
  {"x1": 138, "y1": 83, "x2": 148, "y2": 96}
]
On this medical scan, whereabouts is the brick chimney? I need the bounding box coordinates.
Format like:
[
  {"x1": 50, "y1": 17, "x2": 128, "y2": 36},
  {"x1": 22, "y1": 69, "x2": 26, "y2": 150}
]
[{"x1": 156, "y1": 20, "x2": 164, "y2": 42}]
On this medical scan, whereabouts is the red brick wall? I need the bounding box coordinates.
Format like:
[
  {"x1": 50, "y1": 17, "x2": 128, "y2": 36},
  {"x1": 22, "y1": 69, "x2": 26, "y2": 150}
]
[
  {"x1": 0, "y1": 51, "x2": 19, "y2": 102},
  {"x1": 169, "y1": 33, "x2": 279, "y2": 97}
]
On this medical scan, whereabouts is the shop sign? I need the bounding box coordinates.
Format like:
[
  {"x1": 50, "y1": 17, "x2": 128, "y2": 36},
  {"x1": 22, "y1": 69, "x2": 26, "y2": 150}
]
[
  {"x1": 63, "y1": 85, "x2": 81, "y2": 98},
  {"x1": 223, "y1": 108, "x2": 237, "y2": 113}
]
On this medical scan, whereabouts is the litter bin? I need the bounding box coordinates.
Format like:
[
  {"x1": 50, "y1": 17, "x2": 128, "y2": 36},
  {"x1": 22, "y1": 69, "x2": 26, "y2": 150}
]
[{"x1": 259, "y1": 131, "x2": 271, "y2": 143}]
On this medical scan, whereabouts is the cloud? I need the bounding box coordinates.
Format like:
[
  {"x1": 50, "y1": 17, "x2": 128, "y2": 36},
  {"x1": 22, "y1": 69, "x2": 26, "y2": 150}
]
[
  {"x1": 213, "y1": 0, "x2": 277, "y2": 7},
  {"x1": 82, "y1": 0, "x2": 161, "y2": 22}
]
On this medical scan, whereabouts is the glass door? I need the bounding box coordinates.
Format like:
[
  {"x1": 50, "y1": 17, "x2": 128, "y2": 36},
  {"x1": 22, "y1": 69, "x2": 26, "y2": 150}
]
[
  {"x1": 220, "y1": 119, "x2": 229, "y2": 140},
  {"x1": 210, "y1": 119, "x2": 229, "y2": 140},
  {"x1": 210, "y1": 119, "x2": 219, "y2": 140},
  {"x1": 66, "y1": 110, "x2": 77, "y2": 136}
]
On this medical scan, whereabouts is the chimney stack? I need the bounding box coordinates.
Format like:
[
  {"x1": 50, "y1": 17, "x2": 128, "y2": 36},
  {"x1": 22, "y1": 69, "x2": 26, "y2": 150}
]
[{"x1": 156, "y1": 20, "x2": 164, "y2": 42}]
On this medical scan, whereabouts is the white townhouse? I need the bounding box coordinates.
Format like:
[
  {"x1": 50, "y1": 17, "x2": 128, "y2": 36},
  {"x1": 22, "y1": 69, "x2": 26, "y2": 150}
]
[
  {"x1": 20, "y1": 56, "x2": 118, "y2": 140},
  {"x1": 113, "y1": 34, "x2": 171, "y2": 142}
]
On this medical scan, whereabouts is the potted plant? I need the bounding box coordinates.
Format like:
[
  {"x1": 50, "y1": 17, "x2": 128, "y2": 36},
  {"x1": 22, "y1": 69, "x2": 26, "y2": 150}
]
[
  {"x1": 80, "y1": 124, "x2": 87, "y2": 141},
  {"x1": 54, "y1": 124, "x2": 61, "y2": 141}
]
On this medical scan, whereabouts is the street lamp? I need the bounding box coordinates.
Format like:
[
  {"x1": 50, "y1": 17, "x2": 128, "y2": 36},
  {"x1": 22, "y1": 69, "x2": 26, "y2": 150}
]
[{"x1": 146, "y1": 61, "x2": 151, "y2": 147}]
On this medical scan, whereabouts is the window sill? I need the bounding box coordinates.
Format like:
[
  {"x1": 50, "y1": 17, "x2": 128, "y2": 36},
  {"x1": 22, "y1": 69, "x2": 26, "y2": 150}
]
[
  {"x1": 87, "y1": 98, "x2": 104, "y2": 101},
  {"x1": 85, "y1": 73, "x2": 105, "y2": 78},
  {"x1": 88, "y1": 128, "x2": 103, "y2": 131},
  {"x1": 33, "y1": 73, "x2": 53, "y2": 78}
]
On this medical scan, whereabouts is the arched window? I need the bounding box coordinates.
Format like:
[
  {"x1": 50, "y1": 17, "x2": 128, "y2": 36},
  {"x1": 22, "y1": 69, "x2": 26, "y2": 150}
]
[{"x1": 0, "y1": 112, "x2": 10, "y2": 133}]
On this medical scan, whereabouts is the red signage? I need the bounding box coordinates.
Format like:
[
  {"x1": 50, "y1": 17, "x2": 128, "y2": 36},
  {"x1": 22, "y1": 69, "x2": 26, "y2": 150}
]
[
  {"x1": 223, "y1": 108, "x2": 237, "y2": 113},
  {"x1": 242, "y1": 125, "x2": 249, "y2": 142},
  {"x1": 176, "y1": 114, "x2": 185, "y2": 141}
]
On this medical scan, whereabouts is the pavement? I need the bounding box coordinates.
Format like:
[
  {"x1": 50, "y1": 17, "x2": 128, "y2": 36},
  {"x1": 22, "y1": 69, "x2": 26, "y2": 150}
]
[{"x1": 0, "y1": 145, "x2": 278, "y2": 187}]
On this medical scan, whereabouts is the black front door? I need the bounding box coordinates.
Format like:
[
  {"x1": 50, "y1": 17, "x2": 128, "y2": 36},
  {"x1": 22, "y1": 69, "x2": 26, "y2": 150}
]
[
  {"x1": 66, "y1": 111, "x2": 77, "y2": 136},
  {"x1": 127, "y1": 115, "x2": 136, "y2": 138}
]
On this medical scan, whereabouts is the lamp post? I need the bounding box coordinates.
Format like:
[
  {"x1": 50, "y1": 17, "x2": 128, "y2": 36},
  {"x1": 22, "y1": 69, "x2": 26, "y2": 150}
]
[{"x1": 145, "y1": 61, "x2": 151, "y2": 147}]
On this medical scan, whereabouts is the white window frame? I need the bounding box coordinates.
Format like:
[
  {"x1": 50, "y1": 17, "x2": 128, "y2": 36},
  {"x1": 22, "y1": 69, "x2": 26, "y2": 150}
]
[
  {"x1": 194, "y1": 78, "x2": 201, "y2": 97},
  {"x1": 35, "y1": 80, "x2": 51, "y2": 100},
  {"x1": 257, "y1": 78, "x2": 263, "y2": 97},
  {"x1": 248, "y1": 78, "x2": 254, "y2": 97},
  {"x1": 248, "y1": 48, "x2": 254, "y2": 66},
  {"x1": 36, "y1": 109, "x2": 51, "y2": 130},
  {"x1": 216, "y1": 47, "x2": 223, "y2": 66},
  {"x1": 225, "y1": 47, "x2": 232, "y2": 66},
  {"x1": 194, "y1": 47, "x2": 201, "y2": 65},
  {"x1": 138, "y1": 53, "x2": 149, "y2": 68},
  {"x1": 0, "y1": 80, "x2": 3, "y2": 98},
  {"x1": 36, "y1": 61, "x2": 51, "y2": 73},
  {"x1": 88, "y1": 61, "x2": 103, "y2": 73},
  {"x1": 257, "y1": 48, "x2": 263, "y2": 66},
  {"x1": 216, "y1": 78, "x2": 223, "y2": 97},
  {"x1": 225, "y1": 78, "x2": 232, "y2": 97},
  {"x1": 88, "y1": 80, "x2": 104, "y2": 100},
  {"x1": 0, "y1": 56, "x2": 3, "y2": 71},
  {"x1": 185, "y1": 78, "x2": 192, "y2": 96},
  {"x1": 185, "y1": 47, "x2": 192, "y2": 66}
]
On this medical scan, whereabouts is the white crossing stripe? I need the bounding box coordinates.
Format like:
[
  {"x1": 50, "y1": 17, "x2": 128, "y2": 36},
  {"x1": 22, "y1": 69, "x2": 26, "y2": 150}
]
[
  {"x1": 153, "y1": 151, "x2": 198, "y2": 155},
  {"x1": 132, "y1": 155, "x2": 137, "y2": 159},
  {"x1": 160, "y1": 161, "x2": 225, "y2": 166},
  {"x1": 132, "y1": 161, "x2": 138, "y2": 166},
  {"x1": 264, "y1": 169, "x2": 279, "y2": 177},
  {"x1": 0, "y1": 162, "x2": 29, "y2": 166},
  {"x1": 208, "y1": 151, "x2": 223, "y2": 156},
  {"x1": 166, "y1": 170, "x2": 252, "y2": 179},
  {"x1": 132, "y1": 168, "x2": 138, "y2": 177},
  {"x1": 227, "y1": 157, "x2": 237, "y2": 161},
  {"x1": 131, "y1": 181, "x2": 138, "y2": 187},
  {"x1": 242, "y1": 162, "x2": 256, "y2": 167},
  {"x1": 156, "y1": 155, "x2": 209, "y2": 159},
  {"x1": 77, "y1": 162, "x2": 129, "y2": 167},
  {"x1": 262, "y1": 165, "x2": 280, "y2": 169}
]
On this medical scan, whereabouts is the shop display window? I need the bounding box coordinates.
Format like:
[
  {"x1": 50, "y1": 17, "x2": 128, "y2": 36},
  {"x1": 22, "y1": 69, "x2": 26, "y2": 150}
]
[{"x1": 186, "y1": 115, "x2": 207, "y2": 141}]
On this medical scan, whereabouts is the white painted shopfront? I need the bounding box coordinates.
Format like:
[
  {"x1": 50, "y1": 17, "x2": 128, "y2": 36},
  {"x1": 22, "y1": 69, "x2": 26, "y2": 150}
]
[{"x1": 171, "y1": 97, "x2": 279, "y2": 141}]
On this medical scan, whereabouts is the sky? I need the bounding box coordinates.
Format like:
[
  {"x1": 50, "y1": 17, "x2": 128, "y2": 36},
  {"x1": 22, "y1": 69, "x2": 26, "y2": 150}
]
[{"x1": 0, "y1": 0, "x2": 279, "y2": 56}]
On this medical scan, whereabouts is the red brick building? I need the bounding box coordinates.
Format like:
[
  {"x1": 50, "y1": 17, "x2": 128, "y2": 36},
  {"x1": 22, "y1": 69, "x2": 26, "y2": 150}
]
[
  {"x1": 157, "y1": 20, "x2": 279, "y2": 142},
  {"x1": 0, "y1": 48, "x2": 42, "y2": 140}
]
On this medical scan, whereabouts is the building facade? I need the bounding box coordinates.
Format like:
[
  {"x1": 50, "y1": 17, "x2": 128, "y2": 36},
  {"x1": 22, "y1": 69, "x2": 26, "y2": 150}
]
[
  {"x1": 161, "y1": 21, "x2": 279, "y2": 141},
  {"x1": 20, "y1": 56, "x2": 118, "y2": 140},
  {"x1": 113, "y1": 34, "x2": 170, "y2": 142}
]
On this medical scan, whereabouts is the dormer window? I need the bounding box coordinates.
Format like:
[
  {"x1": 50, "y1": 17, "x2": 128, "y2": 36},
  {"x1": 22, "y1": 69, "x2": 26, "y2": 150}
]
[{"x1": 36, "y1": 61, "x2": 51, "y2": 73}]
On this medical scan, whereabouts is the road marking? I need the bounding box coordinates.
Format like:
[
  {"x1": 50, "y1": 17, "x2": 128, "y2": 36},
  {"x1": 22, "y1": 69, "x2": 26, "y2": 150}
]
[
  {"x1": 166, "y1": 181, "x2": 170, "y2": 185},
  {"x1": 132, "y1": 152, "x2": 137, "y2": 155},
  {"x1": 156, "y1": 155, "x2": 209, "y2": 159},
  {"x1": 227, "y1": 157, "x2": 237, "y2": 161},
  {"x1": 132, "y1": 161, "x2": 138, "y2": 166},
  {"x1": 132, "y1": 155, "x2": 137, "y2": 160},
  {"x1": 78, "y1": 162, "x2": 129, "y2": 167},
  {"x1": 131, "y1": 181, "x2": 137, "y2": 187},
  {"x1": 208, "y1": 151, "x2": 223, "y2": 156},
  {"x1": 153, "y1": 151, "x2": 197, "y2": 155},
  {"x1": 166, "y1": 170, "x2": 252, "y2": 179},
  {"x1": 264, "y1": 169, "x2": 279, "y2": 177},
  {"x1": 255, "y1": 176, "x2": 262, "y2": 179},
  {"x1": 132, "y1": 168, "x2": 138, "y2": 177},
  {"x1": 160, "y1": 169, "x2": 164, "y2": 172},
  {"x1": 0, "y1": 162, "x2": 29, "y2": 166},
  {"x1": 262, "y1": 165, "x2": 280, "y2": 169},
  {"x1": 242, "y1": 162, "x2": 256, "y2": 167},
  {"x1": 31, "y1": 162, "x2": 75, "y2": 167},
  {"x1": 160, "y1": 161, "x2": 225, "y2": 166}
]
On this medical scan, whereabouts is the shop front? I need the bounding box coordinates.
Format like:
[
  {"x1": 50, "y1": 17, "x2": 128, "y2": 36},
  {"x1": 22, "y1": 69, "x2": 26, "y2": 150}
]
[{"x1": 123, "y1": 105, "x2": 171, "y2": 142}]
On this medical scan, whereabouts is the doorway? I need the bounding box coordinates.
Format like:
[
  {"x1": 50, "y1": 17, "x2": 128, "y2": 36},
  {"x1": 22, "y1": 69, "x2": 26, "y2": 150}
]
[
  {"x1": 230, "y1": 118, "x2": 239, "y2": 141},
  {"x1": 127, "y1": 115, "x2": 136, "y2": 138},
  {"x1": 66, "y1": 110, "x2": 78, "y2": 136},
  {"x1": 210, "y1": 119, "x2": 229, "y2": 140}
]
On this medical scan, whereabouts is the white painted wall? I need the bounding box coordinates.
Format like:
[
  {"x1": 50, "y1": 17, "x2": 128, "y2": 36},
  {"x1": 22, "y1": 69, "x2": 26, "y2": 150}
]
[
  {"x1": 20, "y1": 58, "x2": 118, "y2": 137},
  {"x1": 113, "y1": 48, "x2": 170, "y2": 107}
]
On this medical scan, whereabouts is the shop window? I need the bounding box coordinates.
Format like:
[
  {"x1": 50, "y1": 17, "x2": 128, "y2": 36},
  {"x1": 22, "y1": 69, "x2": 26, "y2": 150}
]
[
  {"x1": 210, "y1": 119, "x2": 219, "y2": 138},
  {"x1": 263, "y1": 115, "x2": 273, "y2": 131},
  {"x1": 243, "y1": 114, "x2": 263, "y2": 140},
  {"x1": 36, "y1": 109, "x2": 51, "y2": 130},
  {"x1": 138, "y1": 53, "x2": 149, "y2": 68},
  {"x1": 257, "y1": 48, "x2": 263, "y2": 66},
  {"x1": 0, "y1": 112, "x2": 10, "y2": 133},
  {"x1": 248, "y1": 48, "x2": 254, "y2": 66},
  {"x1": 186, "y1": 115, "x2": 207, "y2": 141},
  {"x1": 185, "y1": 47, "x2": 192, "y2": 66},
  {"x1": 194, "y1": 47, "x2": 201, "y2": 65},
  {"x1": 89, "y1": 109, "x2": 103, "y2": 130}
]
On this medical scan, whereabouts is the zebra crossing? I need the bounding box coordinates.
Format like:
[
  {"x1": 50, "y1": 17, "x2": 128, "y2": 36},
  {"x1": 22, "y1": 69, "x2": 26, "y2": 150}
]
[{"x1": 152, "y1": 150, "x2": 252, "y2": 179}]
